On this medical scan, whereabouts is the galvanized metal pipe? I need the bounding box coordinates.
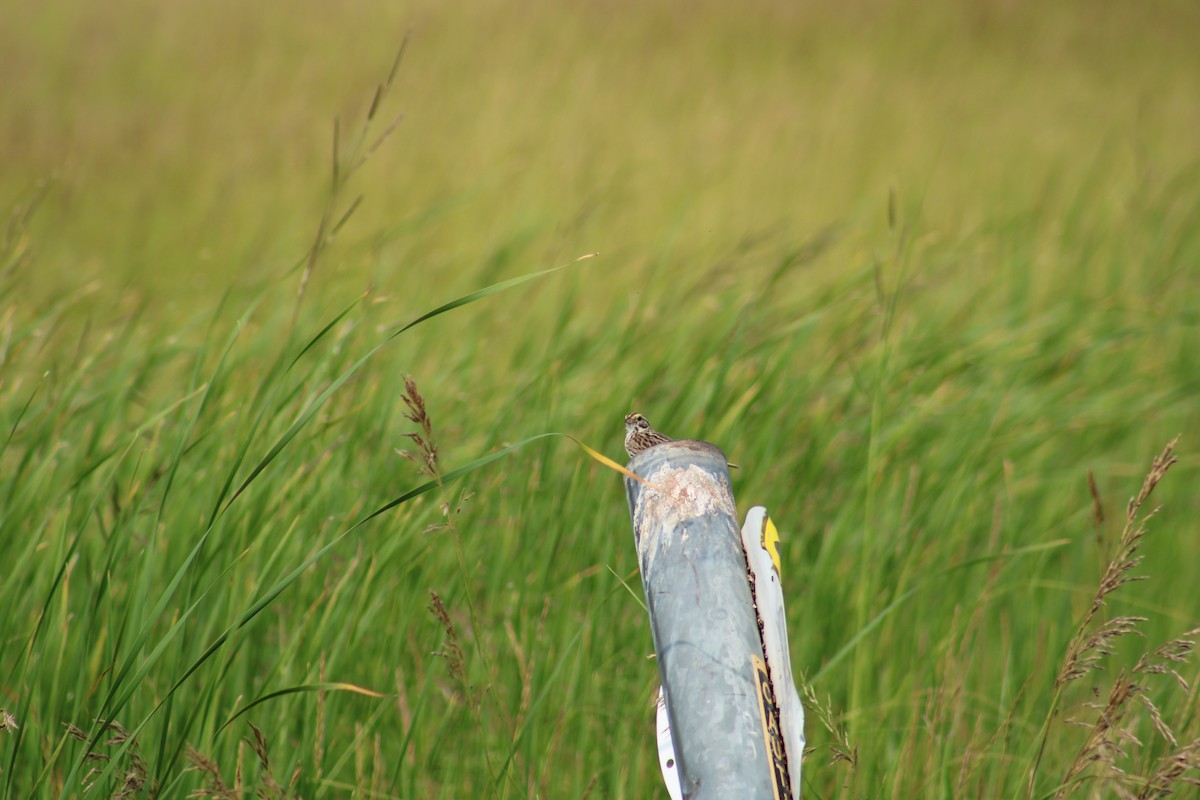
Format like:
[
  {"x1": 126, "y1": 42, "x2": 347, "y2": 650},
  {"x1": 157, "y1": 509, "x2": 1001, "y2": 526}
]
[{"x1": 625, "y1": 439, "x2": 778, "y2": 799}]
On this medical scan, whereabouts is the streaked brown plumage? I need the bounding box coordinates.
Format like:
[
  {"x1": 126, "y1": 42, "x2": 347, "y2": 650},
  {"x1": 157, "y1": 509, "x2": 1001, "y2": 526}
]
[{"x1": 624, "y1": 412, "x2": 672, "y2": 458}]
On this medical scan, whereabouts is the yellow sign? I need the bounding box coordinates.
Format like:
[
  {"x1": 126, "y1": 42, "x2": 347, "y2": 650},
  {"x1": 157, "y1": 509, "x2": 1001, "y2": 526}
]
[
  {"x1": 751, "y1": 655, "x2": 791, "y2": 800},
  {"x1": 762, "y1": 516, "x2": 782, "y2": 574}
]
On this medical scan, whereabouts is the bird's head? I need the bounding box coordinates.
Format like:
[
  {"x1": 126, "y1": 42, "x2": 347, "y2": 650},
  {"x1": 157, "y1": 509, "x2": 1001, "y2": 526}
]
[{"x1": 624, "y1": 412, "x2": 651, "y2": 434}]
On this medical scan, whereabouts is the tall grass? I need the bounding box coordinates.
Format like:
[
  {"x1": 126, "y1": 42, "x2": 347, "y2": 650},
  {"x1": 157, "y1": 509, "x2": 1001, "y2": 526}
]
[{"x1": 2, "y1": 1, "x2": 1199, "y2": 797}]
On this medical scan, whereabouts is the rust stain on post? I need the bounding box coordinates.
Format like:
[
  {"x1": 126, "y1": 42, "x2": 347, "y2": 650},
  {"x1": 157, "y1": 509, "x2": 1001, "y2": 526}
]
[{"x1": 633, "y1": 463, "x2": 737, "y2": 571}]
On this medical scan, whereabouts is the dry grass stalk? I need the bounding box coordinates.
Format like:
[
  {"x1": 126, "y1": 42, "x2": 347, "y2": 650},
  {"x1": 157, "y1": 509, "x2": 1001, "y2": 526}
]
[
  {"x1": 1134, "y1": 626, "x2": 1200, "y2": 693},
  {"x1": 1129, "y1": 626, "x2": 1200, "y2": 763},
  {"x1": 426, "y1": 488, "x2": 474, "y2": 534},
  {"x1": 1137, "y1": 740, "x2": 1200, "y2": 799},
  {"x1": 801, "y1": 681, "x2": 858, "y2": 767},
  {"x1": 354, "y1": 722, "x2": 367, "y2": 792},
  {"x1": 1034, "y1": 438, "x2": 1200, "y2": 799},
  {"x1": 1060, "y1": 616, "x2": 1148, "y2": 685},
  {"x1": 187, "y1": 723, "x2": 299, "y2": 800},
  {"x1": 372, "y1": 731, "x2": 384, "y2": 796},
  {"x1": 1055, "y1": 438, "x2": 1178, "y2": 692},
  {"x1": 428, "y1": 590, "x2": 467, "y2": 688},
  {"x1": 294, "y1": 36, "x2": 407, "y2": 318},
  {"x1": 1052, "y1": 623, "x2": 1200, "y2": 798},
  {"x1": 63, "y1": 719, "x2": 157, "y2": 798},
  {"x1": 1087, "y1": 469, "x2": 1105, "y2": 527},
  {"x1": 315, "y1": 651, "x2": 327, "y2": 784},
  {"x1": 394, "y1": 666, "x2": 418, "y2": 768},
  {"x1": 0, "y1": 709, "x2": 16, "y2": 733},
  {"x1": 245, "y1": 722, "x2": 285, "y2": 799},
  {"x1": 397, "y1": 375, "x2": 441, "y2": 479},
  {"x1": 1053, "y1": 673, "x2": 1142, "y2": 800},
  {"x1": 1088, "y1": 467, "x2": 1106, "y2": 556},
  {"x1": 186, "y1": 744, "x2": 235, "y2": 799}
]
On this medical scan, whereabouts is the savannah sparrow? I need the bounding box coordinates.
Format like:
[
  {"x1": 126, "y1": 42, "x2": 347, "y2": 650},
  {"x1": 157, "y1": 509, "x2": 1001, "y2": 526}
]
[{"x1": 624, "y1": 412, "x2": 672, "y2": 458}]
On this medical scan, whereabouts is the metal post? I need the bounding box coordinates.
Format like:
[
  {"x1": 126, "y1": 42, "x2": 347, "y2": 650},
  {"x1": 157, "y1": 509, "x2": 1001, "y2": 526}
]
[{"x1": 625, "y1": 439, "x2": 779, "y2": 799}]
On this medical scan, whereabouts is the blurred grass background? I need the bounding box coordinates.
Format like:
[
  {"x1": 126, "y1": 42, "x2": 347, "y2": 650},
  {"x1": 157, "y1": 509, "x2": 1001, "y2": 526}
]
[{"x1": 2, "y1": 0, "x2": 1199, "y2": 797}]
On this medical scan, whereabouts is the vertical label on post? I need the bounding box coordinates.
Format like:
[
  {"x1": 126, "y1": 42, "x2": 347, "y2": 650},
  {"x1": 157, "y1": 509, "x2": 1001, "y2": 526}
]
[{"x1": 751, "y1": 654, "x2": 791, "y2": 800}]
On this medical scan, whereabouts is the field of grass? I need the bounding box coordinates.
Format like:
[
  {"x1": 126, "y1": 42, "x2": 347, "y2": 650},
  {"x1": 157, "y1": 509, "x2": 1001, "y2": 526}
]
[{"x1": 3, "y1": 0, "x2": 1200, "y2": 797}]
